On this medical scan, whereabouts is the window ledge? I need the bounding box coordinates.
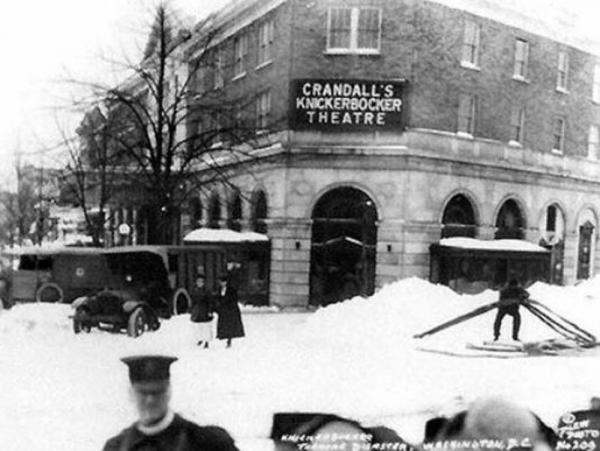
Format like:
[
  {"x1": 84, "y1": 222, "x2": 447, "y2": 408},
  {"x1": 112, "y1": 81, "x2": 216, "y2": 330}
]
[
  {"x1": 508, "y1": 140, "x2": 522, "y2": 147},
  {"x1": 460, "y1": 61, "x2": 481, "y2": 71},
  {"x1": 551, "y1": 148, "x2": 564, "y2": 155},
  {"x1": 324, "y1": 48, "x2": 380, "y2": 56},
  {"x1": 512, "y1": 75, "x2": 530, "y2": 84},
  {"x1": 255, "y1": 60, "x2": 273, "y2": 71},
  {"x1": 231, "y1": 72, "x2": 247, "y2": 82},
  {"x1": 556, "y1": 87, "x2": 569, "y2": 94},
  {"x1": 456, "y1": 131, "x2": 474, "y2": 139}
]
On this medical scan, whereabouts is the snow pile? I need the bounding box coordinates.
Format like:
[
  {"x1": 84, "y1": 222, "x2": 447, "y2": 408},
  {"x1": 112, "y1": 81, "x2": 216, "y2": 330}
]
[
  {"x1": 300, "y1": 276, "x2": 600, "y2": 353},
  {"x1": 299, "y1": 277, "x2": 483, "y2": 346},
  {"x1": 2, "y1": 277, "x2": 600, "y2": 451},
  {"x1": 0, "y1": 303, "x2": 74, "y2": 335}
]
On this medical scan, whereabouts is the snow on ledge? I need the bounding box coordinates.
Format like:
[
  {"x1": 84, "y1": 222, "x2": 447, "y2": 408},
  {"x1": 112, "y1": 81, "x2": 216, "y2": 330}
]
[
  {"x1": 183, "y1": 227, "x2": 269, "y2": 243},
  {"x1": 438, "y1": 237, "x2": 548, "y2": 252}
]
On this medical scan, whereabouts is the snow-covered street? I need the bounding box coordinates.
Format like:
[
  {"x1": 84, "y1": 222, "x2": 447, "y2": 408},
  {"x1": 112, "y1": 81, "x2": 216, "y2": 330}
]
[{"x1": 1, "y1": 277, "x2": 600, "y2": 450}]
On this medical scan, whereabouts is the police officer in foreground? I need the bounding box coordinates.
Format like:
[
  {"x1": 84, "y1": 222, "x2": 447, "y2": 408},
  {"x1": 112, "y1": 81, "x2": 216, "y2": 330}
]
[{"x1": 103, "y1": 355, "x2": 239, "y2": 451}]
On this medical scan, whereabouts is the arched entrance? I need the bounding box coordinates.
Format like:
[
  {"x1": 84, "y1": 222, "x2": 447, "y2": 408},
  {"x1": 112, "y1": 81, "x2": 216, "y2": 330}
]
[
  {"x1": 441, "y1": 194, "x2": 477, "y2": 238},
  {"x1": 576, "y1": 209, "x2": 597, "y2": 280},
  {"x1": 538, "y1": 203, "x2": 565, "y2": 284},
  {"x1": 207, "y1": 193, "x2": 221, "y2": 229},
  {"x1": 252, "y1": 190, "x2": 268, "y2": 234},
  {"x1": 309, "y1": 187, "x2": 378, "y2": 306},
  {"x1": 495, "y1": 199, "x2": 525, "y2": 239}
]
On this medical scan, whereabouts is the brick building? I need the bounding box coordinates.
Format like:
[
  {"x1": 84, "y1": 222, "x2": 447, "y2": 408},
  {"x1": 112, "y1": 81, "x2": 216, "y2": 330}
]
[{"x1": 178, "y1": 0, "x2": 600, "y2": 307}]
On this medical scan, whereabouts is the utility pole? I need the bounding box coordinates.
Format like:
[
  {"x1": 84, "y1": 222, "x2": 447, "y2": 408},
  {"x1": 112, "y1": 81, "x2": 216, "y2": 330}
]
[{"x1": 36, "y1": 160, "x2": 44, "y2": 245}]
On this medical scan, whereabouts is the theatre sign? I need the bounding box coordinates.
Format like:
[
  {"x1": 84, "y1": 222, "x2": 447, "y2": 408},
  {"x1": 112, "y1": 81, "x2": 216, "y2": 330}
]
[{"x1": 290, "y1": 79, "x2": 405, "y2": 131}]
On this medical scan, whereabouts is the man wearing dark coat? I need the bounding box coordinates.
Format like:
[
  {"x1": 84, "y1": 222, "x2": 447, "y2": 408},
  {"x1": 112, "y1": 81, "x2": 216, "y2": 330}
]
[
  {"x1": 216, "y1": 275, "x2": 245, "y2": 348},
  {"x1": 190, "y1": 275, "x2": 215, "y2": 348},
  {"x1": 103, "y1": 355, "x2": 239, "y2": 451},
  {"x1": 493, "y1": 278, "x2": 530, "y2": 341}
]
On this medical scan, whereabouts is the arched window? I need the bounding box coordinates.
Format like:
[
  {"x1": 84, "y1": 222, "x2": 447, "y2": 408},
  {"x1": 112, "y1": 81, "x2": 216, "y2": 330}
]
[
  {"x1": 441, "y1": 194, "x2": 477, "y2": 238},
  {"x1": 228, "y1": 189, "x2": 242, "y2": 231},
  {"x1": 495, "y1": 199, "x2": 525, "y2": 239},
  {"x1": 207, "y1": 193, "x2": 221, "y2": 229},
  {"x1": 189, "y1": 197, "x2": 203, "y2": 229},
  {"x1": 252, "y1": 190, "x2": 268, "y2": 234}
]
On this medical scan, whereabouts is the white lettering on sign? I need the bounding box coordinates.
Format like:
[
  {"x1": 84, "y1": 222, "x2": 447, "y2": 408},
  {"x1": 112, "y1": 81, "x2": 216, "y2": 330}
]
[{"x1": 294, "y1": 80, "x2": 403, "y2": 129}]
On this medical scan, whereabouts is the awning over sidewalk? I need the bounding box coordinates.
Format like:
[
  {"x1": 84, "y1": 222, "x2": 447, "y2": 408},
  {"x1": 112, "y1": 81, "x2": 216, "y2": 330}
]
[{"x1": 183, "y1": 227, "x2": 269, "y2": 243}]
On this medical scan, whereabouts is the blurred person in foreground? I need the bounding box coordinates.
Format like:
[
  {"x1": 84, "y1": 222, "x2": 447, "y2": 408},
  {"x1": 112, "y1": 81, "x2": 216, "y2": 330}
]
[
  {"x1": 494, "y1": 278, "x2": 530, "y2": 341},
  {"x1": 103, "y1": 355, "x2": 238, "y2": 451},
  {"x1": 426, "y1": 396, "x2": 556, "y2": 451}
]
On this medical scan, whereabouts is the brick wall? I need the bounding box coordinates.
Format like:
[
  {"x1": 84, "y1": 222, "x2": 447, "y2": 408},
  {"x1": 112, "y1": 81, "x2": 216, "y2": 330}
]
[{"x1": 195, "y1": 0, "x2": 600, "y2": 158}]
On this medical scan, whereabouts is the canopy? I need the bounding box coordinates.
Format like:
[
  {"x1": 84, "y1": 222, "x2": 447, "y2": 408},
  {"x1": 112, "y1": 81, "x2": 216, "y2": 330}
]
[
  {"x1": 437, "y1": 237, "x2": 549, "y2": 253},
  {"x1": 183, "y1": 228, "x2": 269, "y2": 243}
]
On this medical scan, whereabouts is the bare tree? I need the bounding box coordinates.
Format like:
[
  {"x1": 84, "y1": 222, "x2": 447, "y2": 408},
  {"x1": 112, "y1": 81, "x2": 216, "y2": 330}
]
[
  {"x1": 0, "y1": 153, "x2": 41, "y2": 247},
  {"x1": 68, "y1": 3, "x2": 271, "y2": 244},
  {"x1": 56, "y1": 106, "x2": 121, "y2": 246}
]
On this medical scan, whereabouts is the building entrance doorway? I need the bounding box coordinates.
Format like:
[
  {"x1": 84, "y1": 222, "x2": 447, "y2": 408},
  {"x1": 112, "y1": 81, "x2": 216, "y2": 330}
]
[{"x1": 309, "y1": 187, "x2": 378, "y2": 306}]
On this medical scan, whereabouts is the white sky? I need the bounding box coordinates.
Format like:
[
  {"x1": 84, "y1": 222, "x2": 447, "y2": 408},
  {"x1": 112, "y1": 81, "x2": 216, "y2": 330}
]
[
  {"x1": 0, "y1": 0, "x2": 599, "y2": 185},
  {"x1": 0, "y1": 0, "x2": 228, "y2": 184}
]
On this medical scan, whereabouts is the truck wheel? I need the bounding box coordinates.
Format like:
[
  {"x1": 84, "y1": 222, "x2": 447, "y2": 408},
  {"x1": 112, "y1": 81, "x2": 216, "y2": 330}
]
[
  {"x1": 172, "y1": 288, "x2": 191, "y2": 315},
  {"x1": 150, "y1": 318, "x2": 161, "y2": 331},
  {"x1": 127, "y1": 308, "x2": 147, "y2": 338},
  {"x1": 36, "y1": 283, "x2": 64, "y2": 303}
]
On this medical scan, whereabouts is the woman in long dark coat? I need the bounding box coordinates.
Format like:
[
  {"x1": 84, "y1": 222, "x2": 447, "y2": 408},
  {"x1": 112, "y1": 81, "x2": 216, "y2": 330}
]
[{"x1": 216, "y1": 275, "x2": 245, "y2": 348}]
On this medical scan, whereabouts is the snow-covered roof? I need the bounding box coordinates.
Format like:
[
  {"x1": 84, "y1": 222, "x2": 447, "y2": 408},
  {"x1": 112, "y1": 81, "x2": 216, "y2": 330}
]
[
  {"x1": 183, "y1": 228, "x2": 269, "y2": 243},
  {"x1": 438, "y1": 237, "x2": 548, "y2": 252}
]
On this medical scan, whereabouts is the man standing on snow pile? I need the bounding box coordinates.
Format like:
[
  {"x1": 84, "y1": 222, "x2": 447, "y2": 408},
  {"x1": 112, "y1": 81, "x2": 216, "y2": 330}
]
[
  {"x1": 103, "y1": 355, "x2": 239, "y2": 451},
  {"x1": 494, "y1": 278, "x2": 530, "y2": 341}
]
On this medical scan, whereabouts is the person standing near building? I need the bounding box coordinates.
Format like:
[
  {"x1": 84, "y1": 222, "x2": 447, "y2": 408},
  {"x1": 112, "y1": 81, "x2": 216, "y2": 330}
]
[
  {"x1": 493, "y1": 278, "x2": 530, "y2": 341},
  {"x1": 216, "y1": 274, "x2": 245, "y2": 348},
  {"x1": 189, "y1": 274, "x2": 214, "y2": 348},
  {"x1": 103, "y1": 354, "x2": 239, "y2": 451}
]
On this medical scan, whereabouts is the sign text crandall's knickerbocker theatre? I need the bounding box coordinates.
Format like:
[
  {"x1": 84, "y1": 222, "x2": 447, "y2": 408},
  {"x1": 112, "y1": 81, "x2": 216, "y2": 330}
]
[{"x1": 290, "y1": 79, "x2": 405, "y2": 132}]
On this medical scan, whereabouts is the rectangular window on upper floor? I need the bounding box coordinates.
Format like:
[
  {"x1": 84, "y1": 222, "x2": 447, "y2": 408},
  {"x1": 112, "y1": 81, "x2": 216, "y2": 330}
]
[
  {"x1": 552, "y1": 116, "x2": 566, "y2": 153},
  {"x1": 509, "y1": 106, "x2": 525, "y2": 145},
  {"x1": 588, "y1": 125, "x2": 599, "y2": 159},
  {"x1": 256, "y1": 90, "x2": 272, "y2": 130},
  {"x1": 457, "y1": 94, "x2": 477, "y2": 136},
  {"x1": 513, "y1": 38, "x2": 529, "y2": 81},
  {"x1": 326, "y1": 7, "x2": 381, "y2": 54},
  {"x1": 257, "y1": 18, "x2": 274, "y2": 67},
  {"x1": 214, "y1": 48, "x2": 224, "y2": 89},
  {"x1": 233, "y1": 33, "x2": 248, "y2": 78},
  {"x1": 593, "y1": 64, "x2": 600, "y2": 103},
  {"x1": 556, "y1": 50, "x2": 569, "y2": 92},
  {"x1": 461, "y1": 20, "x2": 480, "y2": 69}
]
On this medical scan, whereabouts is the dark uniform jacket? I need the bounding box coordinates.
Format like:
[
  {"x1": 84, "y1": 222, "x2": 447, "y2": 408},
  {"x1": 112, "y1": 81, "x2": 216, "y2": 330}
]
[
  {"x1": 102, "y1": 414, "x2": 238, "y2": 451},
  {"x1": 498, "y1": 285, "x2": 529, "y2": 313}
]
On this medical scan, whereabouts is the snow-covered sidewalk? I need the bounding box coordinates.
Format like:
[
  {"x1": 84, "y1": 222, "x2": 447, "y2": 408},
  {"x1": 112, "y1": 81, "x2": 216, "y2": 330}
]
[{"x1": 1, "y1": 277, "x2": 600, "y2": 450}]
